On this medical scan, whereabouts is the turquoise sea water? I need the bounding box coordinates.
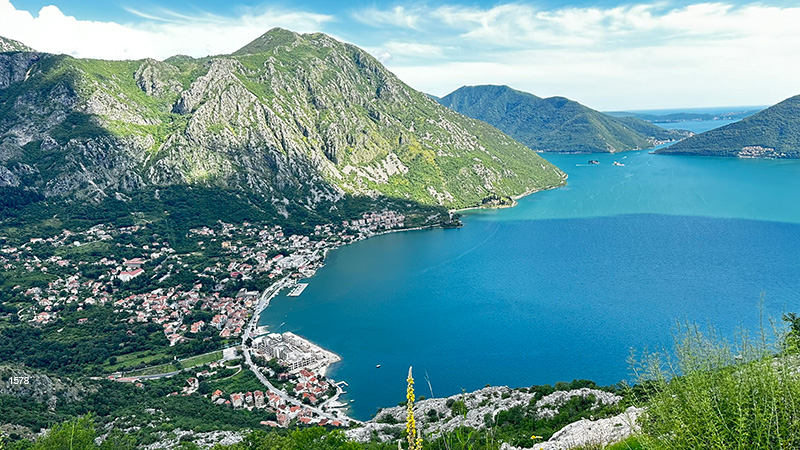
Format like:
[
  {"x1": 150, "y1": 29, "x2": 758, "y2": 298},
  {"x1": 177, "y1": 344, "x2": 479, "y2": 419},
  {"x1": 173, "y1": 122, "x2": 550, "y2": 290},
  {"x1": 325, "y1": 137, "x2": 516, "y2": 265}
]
[{"x1": 260, "y1": 119, "x2": 800, "y2": 420}]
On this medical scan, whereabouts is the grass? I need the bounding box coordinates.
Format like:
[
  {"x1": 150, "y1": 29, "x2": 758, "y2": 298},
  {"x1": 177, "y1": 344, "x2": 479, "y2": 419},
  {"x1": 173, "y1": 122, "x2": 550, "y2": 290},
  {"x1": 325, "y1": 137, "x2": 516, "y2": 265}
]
[
  {"x1": 179, "y1": 350, "x2": 223, "y2": 368},
  {"x1": 630, "y1": 316, "x2": 800, "y2": 450},
  {"x1": 114, "y1": 349, "x2": 225, "y2": 376},
  {"x1": 209, "y1": 367, "x2": 263, "y2": 393},
  {"x1": 124, "y1": 362, "x2": 180, "y2": 377},
  {"x1": 103, "y1": 349, "x2": 172, "y2": 372}
]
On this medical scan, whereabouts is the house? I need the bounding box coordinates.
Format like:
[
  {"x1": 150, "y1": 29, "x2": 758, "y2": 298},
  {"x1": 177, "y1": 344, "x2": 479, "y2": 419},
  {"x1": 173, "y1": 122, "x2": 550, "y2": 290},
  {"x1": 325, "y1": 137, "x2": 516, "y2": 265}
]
[
  {"x1": 190, "y1": 321, "x2": 205, "y2": 333},
  {"x1": 123, "y1": 258, "x2": 146, "y2": 269},
  {"x1": 276, "y1": 414, "x2": 289, "y2": 427},
  {"x1": 231, "y1": 393, "x2": 244, "y2": 409},
  {"x1": 254, "y1": 390, "x2": 265, "y2": 408},
  {"x1": 118, "y1": 268, "x2": 144, "y2": 282}
]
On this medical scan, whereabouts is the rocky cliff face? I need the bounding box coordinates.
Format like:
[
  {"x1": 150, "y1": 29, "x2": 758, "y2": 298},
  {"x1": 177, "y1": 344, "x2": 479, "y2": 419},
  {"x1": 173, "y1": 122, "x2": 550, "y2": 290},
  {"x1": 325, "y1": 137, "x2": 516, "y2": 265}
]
[
  {"x1": 0, "y1": 30, "x2": 565, "y2": 211},
  {"x1": 0, "y1": 364, "x2": 91, "y2": 410}
]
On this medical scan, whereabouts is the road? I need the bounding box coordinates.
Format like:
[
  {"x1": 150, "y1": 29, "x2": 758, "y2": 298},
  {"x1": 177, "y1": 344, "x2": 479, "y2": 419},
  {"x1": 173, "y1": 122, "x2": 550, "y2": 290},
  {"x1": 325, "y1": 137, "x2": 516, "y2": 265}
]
[{"x1": 241, "y1": 277, "x2": 360, "y2": 425}]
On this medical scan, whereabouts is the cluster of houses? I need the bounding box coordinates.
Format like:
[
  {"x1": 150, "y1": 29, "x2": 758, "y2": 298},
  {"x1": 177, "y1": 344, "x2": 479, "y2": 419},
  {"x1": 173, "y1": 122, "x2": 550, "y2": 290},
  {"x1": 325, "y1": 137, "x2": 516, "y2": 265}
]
[
  {"x1": 1, "y1": 224, "x2": 177, "y2": 325},
  {"x1": 114, "y1": 284, "x2": 256, "y2": 345},
  {"x1": 291, "y1": 368, "x2": 332, "y2": 405},
  {"x1": 208, "y1": 386, "x2": 342, "y2": 428},
  {"x1": 342, "y1": 211, "x2": 406, "y2": 232}
]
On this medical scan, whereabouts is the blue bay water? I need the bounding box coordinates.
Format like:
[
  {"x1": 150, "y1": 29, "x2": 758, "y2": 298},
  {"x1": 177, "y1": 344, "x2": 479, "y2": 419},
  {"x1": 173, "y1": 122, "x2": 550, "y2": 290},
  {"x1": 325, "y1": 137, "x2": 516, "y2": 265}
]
[{"x1": 260, "y1": 119, "x2": 800, "y2": 420}]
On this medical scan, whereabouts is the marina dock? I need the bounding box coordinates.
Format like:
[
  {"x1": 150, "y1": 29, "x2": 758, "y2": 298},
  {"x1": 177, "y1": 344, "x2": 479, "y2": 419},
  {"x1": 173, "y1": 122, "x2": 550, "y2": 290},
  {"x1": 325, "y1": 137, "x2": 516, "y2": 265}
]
[{"x1": 287, "y1": 283, "x2": 308, "y2": 297}]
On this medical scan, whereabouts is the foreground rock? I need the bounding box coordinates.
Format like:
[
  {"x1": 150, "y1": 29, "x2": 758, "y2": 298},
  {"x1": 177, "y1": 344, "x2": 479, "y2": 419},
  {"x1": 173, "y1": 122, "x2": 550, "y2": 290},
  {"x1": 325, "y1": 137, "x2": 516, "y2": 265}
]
[
  {"x1": 346, "y1": 386, "x2": 623, "y2": 443},
  {"x1": 525, "y1": 406, "x2": 643, "y2": 450}
]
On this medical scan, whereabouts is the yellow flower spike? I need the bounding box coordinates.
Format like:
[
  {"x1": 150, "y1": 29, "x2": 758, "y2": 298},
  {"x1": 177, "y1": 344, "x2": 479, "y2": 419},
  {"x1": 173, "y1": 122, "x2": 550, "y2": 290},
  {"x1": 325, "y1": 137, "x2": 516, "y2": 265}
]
[{"x1": 399, "y1": 366, "x2": 423, "y2": 450}]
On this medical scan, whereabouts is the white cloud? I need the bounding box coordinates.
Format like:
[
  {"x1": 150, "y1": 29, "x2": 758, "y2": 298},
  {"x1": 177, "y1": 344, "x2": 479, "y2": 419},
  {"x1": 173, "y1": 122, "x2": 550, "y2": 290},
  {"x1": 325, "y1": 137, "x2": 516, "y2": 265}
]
[
  {"x1": 352, "y1": 5, "x2": 423, "y2": 29},
  {"x1": 0, "y1": 0, "x2": 334, "y2": 60},
  {"x1": 419, "y1": 2, "x2": 800, "y2": 49},
  {"x1": 361, "y1": 2, "x2": 800, "y2": 109},
  {"x1": 383, "y1": 41, "x2": 445, "y2": 58},
  {"x1": 1, "y1": 0, "x2": 799, "y2": 108}
]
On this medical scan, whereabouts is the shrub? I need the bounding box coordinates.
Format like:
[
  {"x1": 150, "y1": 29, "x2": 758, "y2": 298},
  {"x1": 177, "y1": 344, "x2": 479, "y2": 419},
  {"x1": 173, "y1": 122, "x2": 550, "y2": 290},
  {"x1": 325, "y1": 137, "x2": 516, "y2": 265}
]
[{"x1": 632, "y1": 319, "x2": 800, "y2": 450}]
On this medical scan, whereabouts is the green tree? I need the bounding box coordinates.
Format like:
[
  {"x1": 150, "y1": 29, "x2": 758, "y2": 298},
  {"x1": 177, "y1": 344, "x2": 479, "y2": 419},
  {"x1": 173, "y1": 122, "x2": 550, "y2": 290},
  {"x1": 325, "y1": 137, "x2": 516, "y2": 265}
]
[{"x1": 32, "y1": 415, "x2": 97, "y2": 450}]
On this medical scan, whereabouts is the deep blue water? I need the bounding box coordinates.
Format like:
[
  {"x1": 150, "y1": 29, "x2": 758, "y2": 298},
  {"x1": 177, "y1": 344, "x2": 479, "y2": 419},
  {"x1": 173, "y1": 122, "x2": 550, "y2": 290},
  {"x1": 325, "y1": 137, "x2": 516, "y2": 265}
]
[{"x1": 259, "y1": 119, "x2": 800, "y2": 420}]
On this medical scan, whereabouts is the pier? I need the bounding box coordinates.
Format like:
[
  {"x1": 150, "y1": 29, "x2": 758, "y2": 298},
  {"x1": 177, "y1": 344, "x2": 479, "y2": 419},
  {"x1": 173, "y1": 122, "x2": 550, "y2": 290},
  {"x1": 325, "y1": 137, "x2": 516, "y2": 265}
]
[{"x1": 287, "y1": 283, "x2": 308, "y2": 297}]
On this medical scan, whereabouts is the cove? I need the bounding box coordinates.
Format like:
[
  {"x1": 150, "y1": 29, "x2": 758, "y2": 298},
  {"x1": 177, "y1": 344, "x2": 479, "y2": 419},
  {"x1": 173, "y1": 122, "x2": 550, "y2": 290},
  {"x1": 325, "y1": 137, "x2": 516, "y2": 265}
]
[{"x1": 260, "y1": 122, "x2": 800, "y2": 420}]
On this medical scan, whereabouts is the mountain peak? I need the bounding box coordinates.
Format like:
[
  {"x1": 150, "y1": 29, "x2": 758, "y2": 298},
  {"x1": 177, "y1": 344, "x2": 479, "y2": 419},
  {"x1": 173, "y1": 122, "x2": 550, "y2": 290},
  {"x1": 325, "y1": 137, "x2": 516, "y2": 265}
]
[
  {"x1": 233, "y1": 28, "x2": 303, "y2": 55},
  {"x1": 438, "y1": 84, "x2": 689, "y2": 153},
  {"x1": 0, "y1": 36, "x2": 35, "y2": 53},
  {"x1": 0, "y1": 27, "x2": 565, "y2": 209}
]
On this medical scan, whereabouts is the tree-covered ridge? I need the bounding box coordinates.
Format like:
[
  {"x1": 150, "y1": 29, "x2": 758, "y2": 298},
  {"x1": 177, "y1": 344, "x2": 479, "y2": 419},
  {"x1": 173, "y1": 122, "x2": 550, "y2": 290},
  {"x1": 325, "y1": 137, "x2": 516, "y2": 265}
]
[
  {"x1": 656, "y1": 94, "x2": 800, "y2": 158},
  {"x1": 0, "y1": 30, "x2": 565, "y2": 213},
  {"x1": 437, "y1": 85, "x2": 690, "y2": 154}
]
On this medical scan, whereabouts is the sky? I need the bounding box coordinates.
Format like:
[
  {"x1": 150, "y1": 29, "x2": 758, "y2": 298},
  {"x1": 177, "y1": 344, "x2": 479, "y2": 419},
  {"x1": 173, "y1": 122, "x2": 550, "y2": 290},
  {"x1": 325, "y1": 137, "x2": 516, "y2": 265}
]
[{"x1": 1, "y1": 0, "x2": 799, "y2": 110}]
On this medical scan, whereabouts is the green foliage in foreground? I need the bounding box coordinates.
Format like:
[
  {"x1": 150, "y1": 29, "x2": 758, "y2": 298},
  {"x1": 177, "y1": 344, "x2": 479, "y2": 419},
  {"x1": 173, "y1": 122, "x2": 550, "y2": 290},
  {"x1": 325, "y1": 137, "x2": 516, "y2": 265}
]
[
  {"x1": 631, "y1": 315, "x2": 800, "y2": 450},
  {"x1": 3, "y1": 416, "x2": 389, "y2": 450}
]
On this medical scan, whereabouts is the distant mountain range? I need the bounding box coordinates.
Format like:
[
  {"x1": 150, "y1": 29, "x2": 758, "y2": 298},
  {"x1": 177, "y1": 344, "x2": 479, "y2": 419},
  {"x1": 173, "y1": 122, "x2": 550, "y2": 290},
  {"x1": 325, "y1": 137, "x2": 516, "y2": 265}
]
[
  {"x1": 656, "y1": 94, "x2": 800, "y2": 158},
  {"x1": 0, "y1": 32, "x2": 565, "y2": 216},
  {"x1": 435, "y1": 85, "x2": 691, "y2": 154},
  {"x1": 606, "y1": 109, "x2": 761, "y2": 123}
]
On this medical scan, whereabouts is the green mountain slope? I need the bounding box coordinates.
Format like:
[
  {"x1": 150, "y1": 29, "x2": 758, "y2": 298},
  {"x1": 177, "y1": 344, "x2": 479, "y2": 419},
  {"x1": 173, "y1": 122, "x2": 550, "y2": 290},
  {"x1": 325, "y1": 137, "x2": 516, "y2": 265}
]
[
  {"x1": 0, "y1": 36, "x2": 34, "y2": 53},
  {"x1": 437, "y1": 85, "x2": 690, "y2": 153},
  {"x1": 656, "y1": 94, "x2": 800, "y2": 158},
  {"x1": 0, "y1": 30, "x2": 565, "y2": 213}
]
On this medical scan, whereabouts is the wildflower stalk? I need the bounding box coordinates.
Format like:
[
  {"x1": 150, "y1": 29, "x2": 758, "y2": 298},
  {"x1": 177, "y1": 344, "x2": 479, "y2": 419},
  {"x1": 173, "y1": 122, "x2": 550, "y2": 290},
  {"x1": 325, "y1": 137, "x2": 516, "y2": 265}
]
[{"x1": 400, "y1": 366, "x2": 423, "y2": 450}]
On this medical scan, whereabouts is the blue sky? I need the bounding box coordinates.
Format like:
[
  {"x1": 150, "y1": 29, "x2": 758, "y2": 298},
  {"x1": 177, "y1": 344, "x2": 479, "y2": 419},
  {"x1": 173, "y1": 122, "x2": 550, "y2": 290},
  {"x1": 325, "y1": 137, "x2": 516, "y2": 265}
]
[{"x1": 2, "y1": 0, "x2": 800, "y2": 110}]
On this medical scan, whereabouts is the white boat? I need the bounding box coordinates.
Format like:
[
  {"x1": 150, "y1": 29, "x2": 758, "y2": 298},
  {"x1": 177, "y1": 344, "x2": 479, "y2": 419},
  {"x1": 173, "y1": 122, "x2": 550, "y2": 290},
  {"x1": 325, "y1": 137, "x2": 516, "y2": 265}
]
[{"x1": 613, "y1": 161, "x2": 625, "y2": 166}]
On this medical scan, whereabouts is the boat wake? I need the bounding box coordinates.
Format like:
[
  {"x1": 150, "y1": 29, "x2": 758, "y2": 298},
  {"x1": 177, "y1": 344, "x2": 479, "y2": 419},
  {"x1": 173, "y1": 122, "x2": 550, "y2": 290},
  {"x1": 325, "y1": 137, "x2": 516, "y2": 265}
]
[{"x1": 418, "y1": 222, "x2": 500, "y2": 274}]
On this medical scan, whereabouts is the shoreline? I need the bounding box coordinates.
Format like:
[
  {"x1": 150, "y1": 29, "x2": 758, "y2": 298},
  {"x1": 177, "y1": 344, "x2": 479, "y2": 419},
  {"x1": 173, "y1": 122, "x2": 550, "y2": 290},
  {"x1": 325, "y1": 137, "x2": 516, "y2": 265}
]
[
  {"x1": 449, "y1": 177, "x2": 568, "y2": 214},
  {"x1": 253, "y1": 182, "x2": 566, "y2": 416}
]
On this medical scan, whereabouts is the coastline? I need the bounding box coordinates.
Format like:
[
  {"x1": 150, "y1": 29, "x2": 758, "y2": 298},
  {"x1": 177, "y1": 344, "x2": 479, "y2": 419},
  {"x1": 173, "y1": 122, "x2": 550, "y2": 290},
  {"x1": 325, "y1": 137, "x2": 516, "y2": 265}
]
[
  {"x1": 449, "y1": 177, "x2": 568, "y2": 214},
  {"x1": 252, "y1": 181, "x2": 567, "y2": 416}
]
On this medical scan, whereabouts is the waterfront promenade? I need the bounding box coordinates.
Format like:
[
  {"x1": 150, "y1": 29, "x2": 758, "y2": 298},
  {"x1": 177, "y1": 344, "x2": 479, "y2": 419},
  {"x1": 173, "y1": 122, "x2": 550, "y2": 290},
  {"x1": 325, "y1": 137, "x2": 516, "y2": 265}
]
[{"x1": 241, "y1": 277, "x2": 359, "y2": 425}]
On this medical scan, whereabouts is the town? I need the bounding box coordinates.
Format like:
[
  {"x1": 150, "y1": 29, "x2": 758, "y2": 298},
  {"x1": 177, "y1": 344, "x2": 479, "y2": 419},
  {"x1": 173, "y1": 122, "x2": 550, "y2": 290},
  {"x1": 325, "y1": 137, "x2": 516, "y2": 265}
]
[{"x1": 0, "y1": 210, "x2": 411, "y2": 427}]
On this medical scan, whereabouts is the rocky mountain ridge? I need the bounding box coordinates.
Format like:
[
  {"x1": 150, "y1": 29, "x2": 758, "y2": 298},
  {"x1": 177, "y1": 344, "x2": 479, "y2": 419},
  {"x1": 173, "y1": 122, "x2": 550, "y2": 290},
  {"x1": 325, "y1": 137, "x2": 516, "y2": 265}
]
[{"x1": 0, "y1": 30, "x2": 565, "y2": 214}]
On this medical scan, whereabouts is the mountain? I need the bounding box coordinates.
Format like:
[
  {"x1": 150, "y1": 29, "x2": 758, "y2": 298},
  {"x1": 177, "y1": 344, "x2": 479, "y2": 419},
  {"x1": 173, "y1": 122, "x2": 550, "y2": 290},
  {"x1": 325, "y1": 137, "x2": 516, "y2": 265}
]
[
  {"x1": 437, "y1": 85, "x2": 690, "y2": 153},
  {"x1": 656, "y1": 94, "x2": 800, "y2": 158},
  {"x1": 0, "y1": 36, "x2": 34, "y2": 53},
  {"x1": 606, "y1": 109, "x2": 761, "y2": 123},
  {"x1": 0, "y1": 30, "x2": 566, "y2": 216}
]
